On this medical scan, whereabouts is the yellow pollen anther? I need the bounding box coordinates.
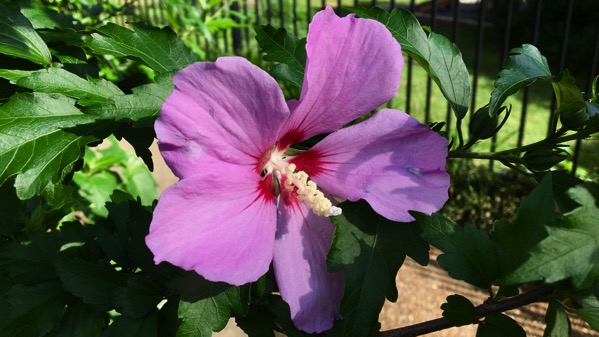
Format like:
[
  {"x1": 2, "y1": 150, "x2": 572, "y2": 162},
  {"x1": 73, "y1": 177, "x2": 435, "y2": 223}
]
[{"x1": 280, "y1": 164, "x2": 342, "y2": 217}]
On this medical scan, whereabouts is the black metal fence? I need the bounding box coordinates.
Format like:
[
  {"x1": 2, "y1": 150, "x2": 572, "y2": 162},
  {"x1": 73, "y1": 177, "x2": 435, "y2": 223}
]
[{"x1": 121, "y1": 0, "x2": 599, "y2": 174}]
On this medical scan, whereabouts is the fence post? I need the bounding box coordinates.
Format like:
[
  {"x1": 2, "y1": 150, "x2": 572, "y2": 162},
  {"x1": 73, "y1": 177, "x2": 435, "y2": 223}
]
[{"x1": 231, "y1": 1, "x2": 242, "y2": 54}]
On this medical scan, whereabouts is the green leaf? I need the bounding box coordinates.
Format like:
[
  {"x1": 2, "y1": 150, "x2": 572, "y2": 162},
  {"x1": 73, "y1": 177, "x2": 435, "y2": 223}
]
[
  {"x1": 104, "y1": 194, "x2": 155, "y2": 271},
  {"x1": 552, "y1": 71, "x2": 586, "y2": 114},
  {"x1": 0, "y1": 3, "x2": 52, "y2": 66},
  {"x1": 177, "y1": 285, "x2": 248, "y2": 337},
  {"x1": 255, "y1": 25, "x2": 306, "y2": 87},
  {"x1": 267, "y1": 295, "x2": 311, "y2": 337},
  {"x1": 55, "y1": 301, "x2": 104, "y2": 337},
  {"x1": 415, "y1": 213, "x2": 499, "y2": 289},
  {"x1": 489, "y1": 44, "x2": 552, "y2": 116},
  {"x1": 0, "y1": 92, "x2": 111, "y2": 199},
  {"x1": 0, "y1": 68, "x2": 124, "y2": 105},
  {"x1": 543, "y1": 299, "x2": 570, "y2": 337},
  {"x1": 492, "y1": 174, "x2": 555, "y2": 277},
  {"x1": 501, "y1": 183, "x2": 599, "y2": 288},
  {"x1": 327, "y1": 200, "x2": 428, "y2": 337},
  {"x1": 0, "y1": 235, "x2": 57, "y2": 284},
  {"x1": 235, "y1": 307, "x2": 275, "y2": 337},
  {"x1": 0, "y1": 181, "x2": 22, "y2": 237},
  {"x1": 352, "y1": 7, "x2": 471, "y2": 119},
  {"x1": 113, "y1": 276, "x2": 164, "y2": 319},
  {"x1": 19, "y1": 1, "x2": 73, "y2": 30},
  {"x1": 85, "y1": 23, "x2": 196, "y2": 73},
  {"x1": 441, "y1": 294, "x2": 477, "y2": 327},
  {"x1": 103, "y1": 311, "x2": 158, "y2": 337},
  {"x1": 544, "y1": 170, "x2": 584, "y2": 213},
  {"x1": 73, "y1": 170, "x2": 119, "y2": 217},
  {"x1": 122, "y1": 156, "x2": 158, "y2": 206},
  {"x1": 0, "y1": 280, "x2": 69, "y2": 336},
  {"x1": 476, "y1": 314, "x2": 526, "y2": 337},
  {"x1": 572, "y1": 286, "x2": 599, "y2": 331},
  {"x1": 83, "y1": 80, "x2": 173, "y2": 125},
  {"x1": 53, "y1": 256, "x2": 126, "y2": 308}
]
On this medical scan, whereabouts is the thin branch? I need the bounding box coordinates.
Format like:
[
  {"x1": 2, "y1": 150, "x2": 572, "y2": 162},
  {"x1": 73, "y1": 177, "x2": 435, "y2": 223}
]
[{"x1": 379, "y1": 284, "x2": 556, "y2": 337}]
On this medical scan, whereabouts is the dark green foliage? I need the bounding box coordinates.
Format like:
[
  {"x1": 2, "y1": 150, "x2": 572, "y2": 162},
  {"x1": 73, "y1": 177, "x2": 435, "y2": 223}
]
[
  {"x1": 441, "y1": 295, "x2": 478, "y2": 327},
  {"x1": 327, "y1": 200, "x2": 429, "y2": 337},
  {"x1": 416, "y1": 213, "x2": 499, "y2": 290},
  {"x1": 476, "y1": 314, "x2": 526, "y2": 337},
  {"x1": 501, "y1": 182, "x2": 599, "y2": 288},
  {"x1": 255, "y1": 25, "x2": 307, "y2": 87},
  {"x1": 544, "y1": 300, "x2": 570, "y2": 337},
  {"x1": 492, "y1": 173, "x2": 555, "y2": 277}
]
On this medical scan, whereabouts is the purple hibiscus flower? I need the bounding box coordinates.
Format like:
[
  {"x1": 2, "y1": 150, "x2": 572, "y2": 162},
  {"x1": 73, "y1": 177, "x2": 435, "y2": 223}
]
[{"x1": 146, "y1": 6, "x2": 449, "y2": 333}]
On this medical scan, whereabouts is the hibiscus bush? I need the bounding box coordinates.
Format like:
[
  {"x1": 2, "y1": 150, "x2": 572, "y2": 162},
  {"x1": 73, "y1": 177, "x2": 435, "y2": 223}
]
[{"x1": 1, "y1": 1, "x2": 599, "y2": 337}]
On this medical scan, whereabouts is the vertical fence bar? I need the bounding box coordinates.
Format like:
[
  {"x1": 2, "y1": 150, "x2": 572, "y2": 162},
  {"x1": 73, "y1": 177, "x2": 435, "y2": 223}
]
[
  {"x1": 444, "y1": 0, "x2": 460, "y2": 136},
  {"x1": 405, "y1": 0, "x2": 415, "y2": 115},
  {"x1": 279, "y1": 0, "x2": 284, "y2": 26},
  {"x1": 490, "y1": 0, "x2": 514, "y2": 170},
  {"x1": 571, "y1": 26, "x2": 599, "y2": 175},
  {"x1": 547, "y1": 0, "x2": 574, "y2": 136},
  {"x1": 232, "y1": 1, "x2": 242, "y2": 54},
  {"x1": 256, "y1": 0, "x2": 261, "y2": 25},
  {"x1": 321, "y1": 0, "x2": 326, "y2": 10},
  {"x1": 243, "y1": 0, "x2": 250, "y2": 47},
  {"x1": 336, "y1": 0, "x2": 342, "y2": 14},
  {"x1": 267, "y1": 0, "x2": 272, "y2": 24},
  {"x1": 354, "y1": 0, "x2": 359, "y2": 9},
  {"x1": 424, "y1": 0, "x2": 438, "y2": 123},
  {"x1": 470, "y1": 0, "x2": 486, "y2": 115},
  {"x1": 292, "y1": 0, "x2": 298, "y2": 35},
  {"x1": 518, "y1": 0, "x2": 543, "y2": 147},
  {"x1": 306, "y1": 0, "x2": 311, "y2": 29}
]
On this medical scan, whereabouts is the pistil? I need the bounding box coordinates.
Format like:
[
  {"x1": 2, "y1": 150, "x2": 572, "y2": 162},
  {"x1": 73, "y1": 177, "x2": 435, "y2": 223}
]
[{"x1": 280, "y1": 164, "x2": 342, "y2": 217}]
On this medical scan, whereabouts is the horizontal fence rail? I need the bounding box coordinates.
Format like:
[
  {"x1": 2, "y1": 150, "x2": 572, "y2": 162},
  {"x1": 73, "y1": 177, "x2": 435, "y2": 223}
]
[{"x1": 116, "y1": 0, "x2": 599, "y2": 175}]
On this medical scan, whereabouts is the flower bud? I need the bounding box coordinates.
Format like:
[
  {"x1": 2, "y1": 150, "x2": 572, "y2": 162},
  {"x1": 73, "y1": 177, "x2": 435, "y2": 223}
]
[
  {"x1": 522, "y1": 148, "x2": 569, "y2": 171},
  {"x1": 469, "y1": 106, "x2": 498, "y2": 140},
  {"x1": 560, "y1": 108, "x2": 590, "y2": 130}
]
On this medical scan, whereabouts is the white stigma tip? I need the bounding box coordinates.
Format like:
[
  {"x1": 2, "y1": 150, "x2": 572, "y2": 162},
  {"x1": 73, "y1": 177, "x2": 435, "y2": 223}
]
[{"x1": 327, "y1": 206, "x2": 342, "y2": 217}]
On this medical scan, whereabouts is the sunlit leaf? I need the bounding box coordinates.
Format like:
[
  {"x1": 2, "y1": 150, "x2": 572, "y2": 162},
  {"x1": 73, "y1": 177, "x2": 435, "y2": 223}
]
[
  {"x1": 0, "y1": 67, "x2": 124, "y2": 105},
  {"x1": 488, "y1": 44, "x2": 551, "y2": 116},
  {"x1": 85, "y1": 23, "x2": 196, "y2": 73},
  {"x1": 0, "y1": 92, "x2": 111, "y2": 199},
  {"x1": 0, "y1": 3, "x2": 52, "y2": 66},
  {"x1": 177, "y1": 285, "x2": 249, "y2": 337},
  {"x1": 83, "y1": 80, "x2": 173, "y2": 125}
]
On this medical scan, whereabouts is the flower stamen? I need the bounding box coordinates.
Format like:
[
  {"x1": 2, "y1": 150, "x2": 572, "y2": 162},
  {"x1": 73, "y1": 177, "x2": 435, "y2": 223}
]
[{"x1": 280, "y1": 164, "x2": 342, "y2": 217}]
